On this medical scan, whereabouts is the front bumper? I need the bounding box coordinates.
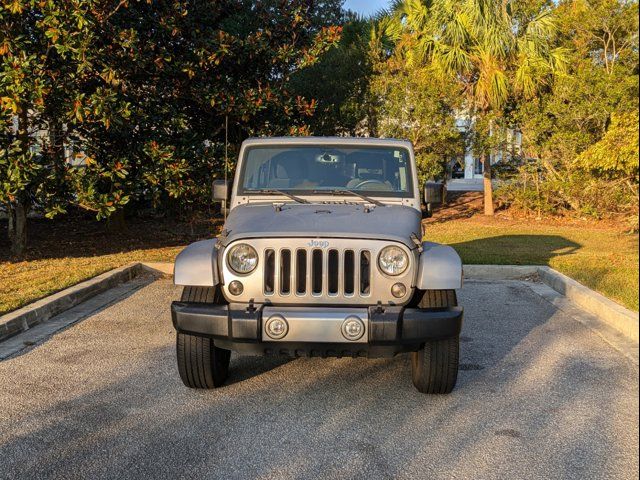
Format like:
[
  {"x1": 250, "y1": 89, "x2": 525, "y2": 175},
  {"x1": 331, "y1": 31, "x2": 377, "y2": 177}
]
[{"x1": 171, "y1": 302, "x2": 463, "y2": 358}]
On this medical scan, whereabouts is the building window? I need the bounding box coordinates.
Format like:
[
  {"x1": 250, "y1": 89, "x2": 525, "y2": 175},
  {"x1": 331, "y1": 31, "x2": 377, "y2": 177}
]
[{"x1": 474, "y1": 157, "x2": 483, "y2": 175}]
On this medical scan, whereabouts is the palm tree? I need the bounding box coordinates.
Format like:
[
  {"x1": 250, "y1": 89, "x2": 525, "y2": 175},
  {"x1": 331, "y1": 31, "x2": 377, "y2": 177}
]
[{"x1": 387, "y1": 0, "x2": 566, "y2": 214}]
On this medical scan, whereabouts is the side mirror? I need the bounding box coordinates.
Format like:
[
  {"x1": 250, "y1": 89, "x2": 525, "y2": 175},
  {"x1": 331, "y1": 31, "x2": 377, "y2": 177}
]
[
  {"x1": 423, "y1": 181, "x2": 444, "y2": 218},
  {"x1": 212, "y1": 179, "x2": 230, "y2": 202}
]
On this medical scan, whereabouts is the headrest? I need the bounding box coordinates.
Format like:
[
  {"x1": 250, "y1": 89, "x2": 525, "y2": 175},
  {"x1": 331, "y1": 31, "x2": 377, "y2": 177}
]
[{"x1": 274, "y1": 154, "x2": 306, "y2": 179}]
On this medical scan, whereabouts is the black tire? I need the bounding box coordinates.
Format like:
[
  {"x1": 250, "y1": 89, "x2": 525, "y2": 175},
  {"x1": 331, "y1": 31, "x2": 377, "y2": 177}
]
[
  {"x1": 180, "y1": 285, "x2": 226, "y2": 304},
  {"x1": 407, "y1": 287, "x2": 455, "y2": 308},
  {"x1": 410, "y1": 289, "x2": 460, "y2": 394},
  {"x1": 176, "y1": 286, "x2": 230, "y2": 389}
]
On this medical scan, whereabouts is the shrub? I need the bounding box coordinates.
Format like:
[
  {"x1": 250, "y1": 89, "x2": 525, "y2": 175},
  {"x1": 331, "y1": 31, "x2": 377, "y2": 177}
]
[{"x1": 496, "y1": 165, "x2": 639, "y2": 230}]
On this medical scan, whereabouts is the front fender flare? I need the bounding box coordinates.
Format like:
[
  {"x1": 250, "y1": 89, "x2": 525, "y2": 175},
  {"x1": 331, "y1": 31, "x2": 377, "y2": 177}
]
[
  {"x1": 416, "y1": 242, "x2": 463, "y2": 290},
  {"x1": 173, "y1": 239, "x2": 220, "y2": 287}
]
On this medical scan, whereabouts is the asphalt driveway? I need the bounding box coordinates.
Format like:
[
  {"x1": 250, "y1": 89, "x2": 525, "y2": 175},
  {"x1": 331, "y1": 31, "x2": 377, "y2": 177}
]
[{"x1": 0, "y1": 278, "x2": 638, "y2": 479}]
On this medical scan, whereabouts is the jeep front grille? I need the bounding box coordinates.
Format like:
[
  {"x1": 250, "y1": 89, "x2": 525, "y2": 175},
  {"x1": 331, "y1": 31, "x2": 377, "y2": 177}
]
[
  {"x1": 263, "y1": 247, "x2": 371, "y2": 298},
  {"x1": 221, "y1": 238, "x2": 415, "y2": 306}
]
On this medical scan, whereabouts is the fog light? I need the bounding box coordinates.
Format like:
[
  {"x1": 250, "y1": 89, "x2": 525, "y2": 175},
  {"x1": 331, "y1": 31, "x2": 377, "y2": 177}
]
[
  {"x1": 391, "y1": 283, "x2": 407, "y2": 298},
  {"x1": 228, "y1": 280, "x2": 243, "y2": 296},
  {"x1": 265, "y1": 315, "x2": 288, "y2": 339},
  {"x1": 341, "y1": 316, "x2": 365, "y2": 341}
]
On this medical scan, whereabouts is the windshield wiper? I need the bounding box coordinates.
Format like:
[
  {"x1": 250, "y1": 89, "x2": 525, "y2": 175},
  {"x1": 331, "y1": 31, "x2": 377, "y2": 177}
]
[
  {"x1": 314, "y1": 189, "x2": 386, "y2": 207},
  {"x1": 244, "y1": 189, "x2": 310, "y2": 204}
]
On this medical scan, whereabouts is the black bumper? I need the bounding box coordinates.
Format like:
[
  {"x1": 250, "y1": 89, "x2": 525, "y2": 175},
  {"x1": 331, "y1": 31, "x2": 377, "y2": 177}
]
[{"x1": 171, "y1": 302, "x2": 463, "y2": 358}]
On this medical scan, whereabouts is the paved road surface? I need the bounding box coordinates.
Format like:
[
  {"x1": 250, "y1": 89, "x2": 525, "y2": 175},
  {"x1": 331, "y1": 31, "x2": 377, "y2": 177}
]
[{"x1": 0, "y1": 279, "x2": 638, "y2": 479}]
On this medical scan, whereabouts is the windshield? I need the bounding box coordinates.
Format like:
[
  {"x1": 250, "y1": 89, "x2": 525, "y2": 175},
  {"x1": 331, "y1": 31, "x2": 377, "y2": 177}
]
[{"x1": 238, "y1": 145, "x2": 413, "y2": 197}]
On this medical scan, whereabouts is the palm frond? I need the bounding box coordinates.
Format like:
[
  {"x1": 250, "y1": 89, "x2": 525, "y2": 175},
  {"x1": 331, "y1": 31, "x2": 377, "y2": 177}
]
[
  {"x1": 474, "y1": 49, "x2": 509, "y2": 110},
  {"x1": 524, "y1": 10, "x2": 557, "y2": 40},
  {"x1": 515, "y1": 60, "x2": 536, "y2": 98},
  {"x1": 549, "y1": 47, "x2": 569, "y2": 74}
]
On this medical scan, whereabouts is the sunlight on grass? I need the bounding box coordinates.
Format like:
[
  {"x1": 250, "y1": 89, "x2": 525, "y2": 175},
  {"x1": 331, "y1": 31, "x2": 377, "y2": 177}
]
[
  {"x1": 0, "y1": 246, "x2": 182, "y2": 316},
  {"x1": 426, "y1": 217, "x2": 639, "y2": 311}
]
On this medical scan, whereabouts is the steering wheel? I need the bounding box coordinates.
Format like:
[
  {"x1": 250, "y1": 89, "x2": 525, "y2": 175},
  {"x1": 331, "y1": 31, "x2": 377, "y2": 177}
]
[{"x1": 352, "y1": 179, "x2": 388, "y2": 190}]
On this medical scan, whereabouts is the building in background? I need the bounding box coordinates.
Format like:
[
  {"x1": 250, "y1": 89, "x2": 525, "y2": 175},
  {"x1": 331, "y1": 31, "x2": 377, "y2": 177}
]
[{"x1": 448, "y1": 115, "x2": 523, "y2": 191}]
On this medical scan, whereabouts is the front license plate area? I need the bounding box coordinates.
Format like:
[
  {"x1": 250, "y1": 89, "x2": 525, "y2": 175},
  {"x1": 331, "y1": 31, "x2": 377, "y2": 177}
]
[{"x1": 261, "y1": 307, "x2": 368, "y2": 343}]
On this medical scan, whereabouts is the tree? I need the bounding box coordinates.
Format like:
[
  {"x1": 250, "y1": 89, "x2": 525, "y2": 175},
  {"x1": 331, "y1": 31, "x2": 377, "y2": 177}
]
[
  {"x1": 559, "y1": 0, "x2": 639, "y2": 76},
  {"x1": 1, "y1": 0, "x2": 343, "y2": 252},
  {"x1": 369, "y1": 59, "x2": 465, "y2": 184},
  {"x1": 516, "y1": 0, "x2": 638, "y2": 165},
  {"x1": 72, "y1": 0, "x2": 342, "y2": 224},
  {"x1": 0, "y1": 0, "x2": 95, "y2": 256},
  {"x1": 290, "y1": 15, "x2": 373, "y2": 135},
  {"x1": 507, "y1": 0, "x2": 638, "y2": 224},
  {"x1": 575, "y1": 109, "x2": 638, "y2": 179},
  {"x1": 389, "y1": 0, "x2": 566, "y2": 215}
]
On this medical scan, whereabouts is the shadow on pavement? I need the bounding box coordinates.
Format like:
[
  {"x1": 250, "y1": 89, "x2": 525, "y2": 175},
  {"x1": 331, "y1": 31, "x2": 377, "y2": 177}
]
[
  {"x1": 0, "y1": 275, "x2": 157, "y2": 362},
  {"x1": 225, "y1": 355, "x2": 293, "y2": 386},
  {"x1": 0, "y1": 279, "x2": 635, "y2": 479}
]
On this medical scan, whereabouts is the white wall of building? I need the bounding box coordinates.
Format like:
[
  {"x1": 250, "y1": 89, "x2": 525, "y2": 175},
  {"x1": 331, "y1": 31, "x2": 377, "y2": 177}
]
[{"x1": 452, "y1": 114, "x2": 523, "y2": 181}]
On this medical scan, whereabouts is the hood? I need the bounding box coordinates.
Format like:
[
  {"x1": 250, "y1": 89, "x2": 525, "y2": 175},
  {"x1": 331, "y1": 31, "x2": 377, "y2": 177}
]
[{"x1": 220, "y1": 203, "x2": 422, "y2": 248}]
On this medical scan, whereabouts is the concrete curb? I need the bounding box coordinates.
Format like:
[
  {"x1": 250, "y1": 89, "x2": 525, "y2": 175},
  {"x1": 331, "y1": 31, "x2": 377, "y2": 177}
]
[
  {"x1": 536, "y1": 266, "x2": 639, "y2": 342},
  {"x1": 139, "y1": 262, "x2": 174, "y2": 277},
  {"x1": 0, "y1": 263, "x2": 164, "y2": 342},
  {"x1": 463, "y1": 265, "x2": 539, "y2": 280},
  {"x1": 465, "y1": 264, "x2": 639, "y2": 343}
]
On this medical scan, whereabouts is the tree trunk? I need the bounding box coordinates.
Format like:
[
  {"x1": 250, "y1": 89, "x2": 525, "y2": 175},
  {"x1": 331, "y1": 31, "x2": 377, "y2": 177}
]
[
  {"x1": 8, "y1": 198, "x2": 28, "y2": 258},
  {"x1": 47, "y1": 117, "x2": 65, "y2": 167},
  {"x1": 7, "y1": 204, "x2": 15, "y2": 242},
  {"x1": 107, "y1": 208, "x2": 127, "y2": 232},
  {"x1": 10, "y1": 105, "x2": 30, "y2": 257},
  {"x1": 482, "y1": 153, "x2": 494, "y2": 216},
  {"x1": 442, "y1": 157, "x2": 449, "y2": 206}
]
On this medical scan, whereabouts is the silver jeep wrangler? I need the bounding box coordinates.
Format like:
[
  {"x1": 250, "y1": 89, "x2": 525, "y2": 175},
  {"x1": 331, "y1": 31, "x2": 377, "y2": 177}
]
[{"x1": 171, "y1": 137, "x2": 463, "y2": 393}]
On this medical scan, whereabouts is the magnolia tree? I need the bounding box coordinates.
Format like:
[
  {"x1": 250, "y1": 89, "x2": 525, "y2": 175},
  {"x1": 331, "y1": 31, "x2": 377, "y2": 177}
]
[
  {"x1": 72, "y1": 0, "x2": 342, "y2": 223},
  {"x1": 0, "y1": 0, "x2": 97, "y2": 256},
  {"x1": 1, "y1": 0, "x2": 342, "y2": 256}
]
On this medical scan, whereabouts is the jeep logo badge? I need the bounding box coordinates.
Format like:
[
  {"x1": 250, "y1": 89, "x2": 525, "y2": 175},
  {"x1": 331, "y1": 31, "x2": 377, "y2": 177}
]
[{"x1": 307, "y1": 240, "x2": 329, "y2": 248}]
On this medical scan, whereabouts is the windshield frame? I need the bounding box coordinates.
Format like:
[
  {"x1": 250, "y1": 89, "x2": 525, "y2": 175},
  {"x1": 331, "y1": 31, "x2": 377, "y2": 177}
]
[{"x1": 235, "y1": 143, "x2": 416, "y2": 199}]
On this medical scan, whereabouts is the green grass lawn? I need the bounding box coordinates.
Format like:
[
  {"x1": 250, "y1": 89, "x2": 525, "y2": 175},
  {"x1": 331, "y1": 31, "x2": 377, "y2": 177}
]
[
  {"x1": 0, "y1": 245, "x2": 183, "y2": 316},
  {"x1": 425, "y1": 216, "x2": 639, "y2": 311},
  {"x1": 0, "y1": 216, "x2": 212, "y2": 317},
  {"x1": 1, "y1": 213, "x2": 638, "y2": 316}
]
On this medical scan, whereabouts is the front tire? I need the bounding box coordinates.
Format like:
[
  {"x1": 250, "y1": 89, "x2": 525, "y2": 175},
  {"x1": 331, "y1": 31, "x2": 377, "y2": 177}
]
[
  {"x1": 410, "y1": 289, "x2": 460, "y2": 394},
  {"x1": 176, "y1": 286, "x2": 231, "y2": 389}
]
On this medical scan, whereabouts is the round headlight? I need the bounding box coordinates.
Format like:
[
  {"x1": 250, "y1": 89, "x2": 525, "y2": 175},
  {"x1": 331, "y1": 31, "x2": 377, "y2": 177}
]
[
  {"x1": 228, "y1": 243, "x2": 258, "y2": 274},
  {"x1": 378, "y1": 246, "x2": 409, "y2": 276}
]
